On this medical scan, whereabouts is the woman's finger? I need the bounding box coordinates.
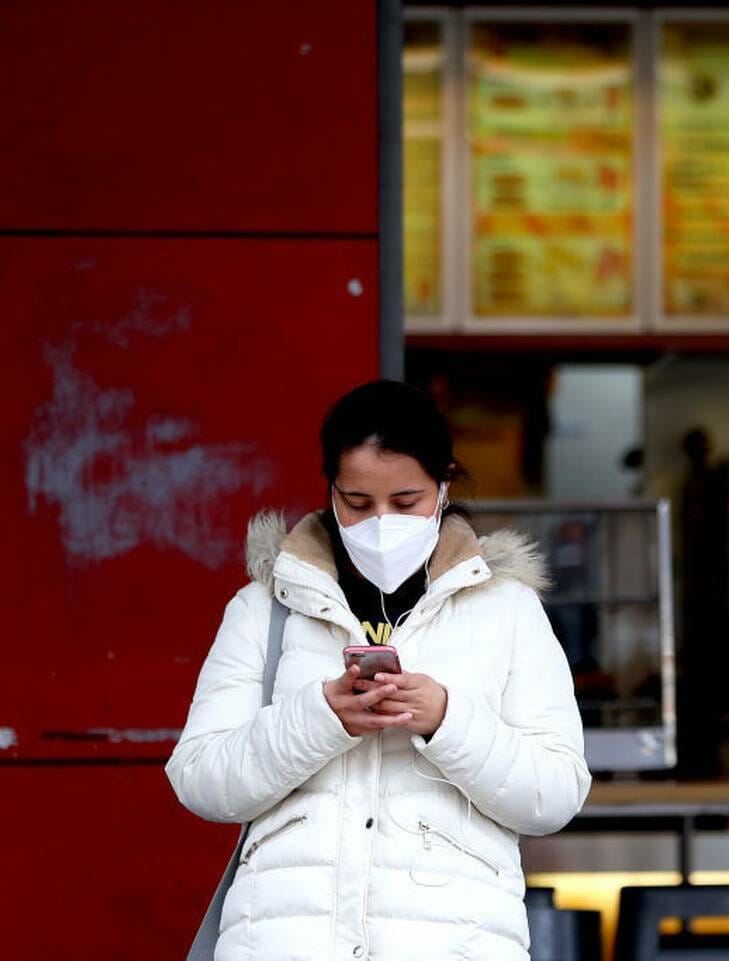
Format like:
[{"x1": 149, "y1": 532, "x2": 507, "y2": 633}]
[
  {"x1": 329, "y1": 665, "x2": 361, "y2": 695},
  {"x1": 373, "y1": 672, "x2": 412, "y2": 688},
  {"x1": 352, "y1": 679, "x2": 382, "y2": 693},
  {"x1": 370, "y1": 697, "x2": 411, "y2": 714},
  {"x1": 355, "y1": 674, "x2": 415, "y2": 693},
  {"x1": 351, "y1": 684, "x2": 398, "y2": 710},
  {"x1": 362, "y1": 711, "x2": 413, "y2": 729}
]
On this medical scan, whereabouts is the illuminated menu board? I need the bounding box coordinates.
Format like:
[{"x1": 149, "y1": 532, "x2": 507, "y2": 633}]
[
  {"x1": 661, "y1": 22, "x2": 729, "y2": 318},
  {"x1": 469, "y1": 22, "x2": 634, "y2": 320},
  {"x1": 403, "y1": 21, "x2": 443, "y2": 317}
]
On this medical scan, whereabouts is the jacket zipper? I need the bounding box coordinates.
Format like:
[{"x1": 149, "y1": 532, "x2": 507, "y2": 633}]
[
  {"x1": 241, "y1": 814, "x2": 308, "y2": 865},
  {"x1": 364, "y1": 733, "x2": 383, "y2": 955},
  {"x1": 417, "y1": 819, "x2": 500, "y2": 875}
]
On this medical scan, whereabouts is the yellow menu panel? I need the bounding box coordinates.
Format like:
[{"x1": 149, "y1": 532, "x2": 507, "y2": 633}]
[
  {"x1": 661, "y1": 22, "x2": 729, "y2": 318},
  {"x1": 404, "y1": 21, "x2": 443, "y2": 317},
  {"x1": 469, "y1": 22, "x2": 634, "y2": 319}
]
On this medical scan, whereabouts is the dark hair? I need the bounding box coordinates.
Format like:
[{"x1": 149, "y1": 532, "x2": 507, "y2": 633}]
[{"x1": 320, "y1": 380, "x2": 463, "y2": 485}]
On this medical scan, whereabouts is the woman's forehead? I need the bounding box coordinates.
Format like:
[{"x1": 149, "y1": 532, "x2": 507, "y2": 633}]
[{"x1": 336, "y1": 444, "x2": 432, "y2": 489}]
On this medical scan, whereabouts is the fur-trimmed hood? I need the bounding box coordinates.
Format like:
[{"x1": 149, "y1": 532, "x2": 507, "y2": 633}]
[{"x1": 245, "y1": 509, "x2": 549, "y2": 596}]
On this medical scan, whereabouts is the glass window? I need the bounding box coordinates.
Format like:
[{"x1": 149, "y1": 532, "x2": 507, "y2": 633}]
[
  {"x1": 660, "y1": 21, "x2": 729, "y2": 318},
  {"x1": 468, "y1": 21, "x2": 634, "y2": 320},
  {"x1": 469, "y1": 501, "x2": 672, "y2": 770},
  {"x1": 403, "y1": 20, "x2": 444, "y2": 317}
]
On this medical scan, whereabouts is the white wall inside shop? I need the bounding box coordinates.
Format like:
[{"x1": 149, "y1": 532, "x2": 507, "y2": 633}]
[{"x1": 546, "y1": 365, "x2": 643, "y2": 500}]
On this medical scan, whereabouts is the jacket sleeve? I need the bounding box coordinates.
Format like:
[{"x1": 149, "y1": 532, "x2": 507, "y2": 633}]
[
  {"x1": 412, "y1": 584, "x2": 591, "y2": 836},
  {"x1": 165, "y1": 584, "x2": 361, "y2": 823}
]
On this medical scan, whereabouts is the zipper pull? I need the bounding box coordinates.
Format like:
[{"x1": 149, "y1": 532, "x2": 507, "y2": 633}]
[
  {"x1": 241, "y1": 814, "x2": 307, "y2": 866},
  {"x1": 241, "y1": 841, "x2": 258, "y2": 865},
  {"x1": 418, "y1": 820, "x2": 432, "y2": 851}
]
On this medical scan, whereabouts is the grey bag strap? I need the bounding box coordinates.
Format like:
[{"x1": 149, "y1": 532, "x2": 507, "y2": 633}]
[
  {"x1": 262, "y1": 596, "x2": 288, "y2": 707},
  {"x1": 186, "y1": 596, "x2": 290, "y2": 961}
]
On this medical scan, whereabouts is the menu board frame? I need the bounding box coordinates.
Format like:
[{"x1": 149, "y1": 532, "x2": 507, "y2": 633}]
[
  {"x1": 653, "y1": 8, "x2": 729, "y2": 332},
  {"x1": 403, "y1": 8, "x2": 460, "y2": 332},
  {"x1": 405, "y1": 6, "x2": 729, "y2": 334},
  {"x1": 462, "y1": 7, "x2": 644, "y2": 332}
]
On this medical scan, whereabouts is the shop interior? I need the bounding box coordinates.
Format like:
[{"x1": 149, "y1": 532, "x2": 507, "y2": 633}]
[{"x1": 402, "y1": 6, "x2": 729, "y2": 959}]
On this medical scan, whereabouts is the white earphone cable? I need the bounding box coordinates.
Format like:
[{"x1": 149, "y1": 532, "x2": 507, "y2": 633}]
[{"x1": 379, "y1": 555, "x2": 432, "y2": 633}]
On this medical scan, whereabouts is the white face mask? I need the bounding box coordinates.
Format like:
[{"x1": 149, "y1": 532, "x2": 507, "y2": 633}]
[{"x1": 332, "y1": 483, "x2": 446, "y2": 595}]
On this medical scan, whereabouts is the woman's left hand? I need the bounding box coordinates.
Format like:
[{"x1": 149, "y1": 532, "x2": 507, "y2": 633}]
[{"x1": 354, "y1": 671, "x2": 447, "y2": 737}]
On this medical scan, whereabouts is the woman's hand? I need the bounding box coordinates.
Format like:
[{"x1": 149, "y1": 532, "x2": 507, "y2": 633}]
[
  {"x1": 324, "y1": 665, "x2": 414, "y2": 737},
  {"x1": 355, "y1": 671, "x2": 447, "y2": 737}
]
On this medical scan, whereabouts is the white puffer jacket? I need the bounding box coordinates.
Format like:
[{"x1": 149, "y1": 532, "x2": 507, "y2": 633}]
[{"x1": 167, "y1": 511, "x2": 591, "y2": 961}]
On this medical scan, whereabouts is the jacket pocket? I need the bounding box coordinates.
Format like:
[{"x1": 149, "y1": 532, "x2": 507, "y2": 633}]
[
  {"x1": 240, "y1": 814, "x2": 308, "y2": 865},
  {"x1": 417, "y1": 819, "x2": 500, "y2": 876}
]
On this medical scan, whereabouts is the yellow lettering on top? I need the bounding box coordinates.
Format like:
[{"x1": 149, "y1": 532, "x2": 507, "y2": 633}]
[{"x1": 361, "y1": 621, "x2": 392, "y2": 645}]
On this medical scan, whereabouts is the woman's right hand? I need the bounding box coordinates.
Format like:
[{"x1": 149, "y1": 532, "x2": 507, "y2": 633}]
[{"x1": 324, "y1": 665, "x2": 413, "y2": 736}]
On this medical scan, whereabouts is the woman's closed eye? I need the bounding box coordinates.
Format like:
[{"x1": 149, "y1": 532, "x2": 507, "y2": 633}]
[
  {"x1": 344, "y1": 499, "x2": 420, "y2": 513},
  {"x1": 342, "y1": 499, "x2": 371, "y2": 512}
]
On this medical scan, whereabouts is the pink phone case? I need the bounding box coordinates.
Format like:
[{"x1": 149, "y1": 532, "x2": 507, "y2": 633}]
[{"x1": 343, "y1": 645, "x2": 402, "y2": 680}]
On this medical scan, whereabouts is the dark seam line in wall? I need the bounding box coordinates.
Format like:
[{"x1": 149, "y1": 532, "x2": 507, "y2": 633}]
[{"x1": 0, "y1": 229, "x2": 379, "y2": 241}]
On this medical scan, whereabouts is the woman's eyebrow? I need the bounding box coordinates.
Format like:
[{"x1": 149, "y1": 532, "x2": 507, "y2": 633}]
[{"x1": 337, "y1": 487, "x2": 425, "y2": 497}]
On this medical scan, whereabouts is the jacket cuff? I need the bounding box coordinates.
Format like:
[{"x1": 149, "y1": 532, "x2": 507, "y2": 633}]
[
  {"x1": 410, "y1": 684, "x2": 498, "y2": 774},
  {"x1": 307, "y1": 678, "x2": 362, "y2": 752}
]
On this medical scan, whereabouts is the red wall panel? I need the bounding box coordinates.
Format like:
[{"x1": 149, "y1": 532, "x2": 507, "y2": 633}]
[
  {"x1": 2, "y1": 1, "x2": 383, "y2": 956},
  {"x1": 0, "y1": 765, "x2": 238, "y2": 961},
  {"x1": 0, "y1": 236, "x2": 378, "y2": 761},
  {"x1": 0, "y1": 0, "x2": 377, "y2": 232}
]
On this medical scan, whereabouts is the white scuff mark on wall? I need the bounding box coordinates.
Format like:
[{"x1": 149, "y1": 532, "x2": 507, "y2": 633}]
[
  {"x1": 74, "y1": 258, "x2": 97, "y2": 271},
  {"x1": 0, "y1": 728, "x2": 18, "y2": 750},
  {"x1": 145, "y1": 416, "x2": 194, "y2": 446},
  {"x1": 87, "y1": 727, "x2": 182, "y2": 744},
  {"x1": 92, "y1": 287, "x2": 193, "y2": 348},
  {"x1": 25, "y1": 325, "x2": 275, "y2": 569}
]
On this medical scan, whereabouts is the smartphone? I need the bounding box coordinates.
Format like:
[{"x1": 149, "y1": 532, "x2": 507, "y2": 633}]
[{"x1": 343, "y1": 645, "x2": 402, "y2": 680}]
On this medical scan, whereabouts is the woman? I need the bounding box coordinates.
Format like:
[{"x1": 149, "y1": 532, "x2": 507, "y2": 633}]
[{"x1": 166, "y1": 380, "x2": 591, "y2": 961}]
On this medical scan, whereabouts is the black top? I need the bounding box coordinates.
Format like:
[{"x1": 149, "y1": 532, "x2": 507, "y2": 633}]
[{"x1": 320, "y1": 509, "x2": 427, "y2": 644}]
